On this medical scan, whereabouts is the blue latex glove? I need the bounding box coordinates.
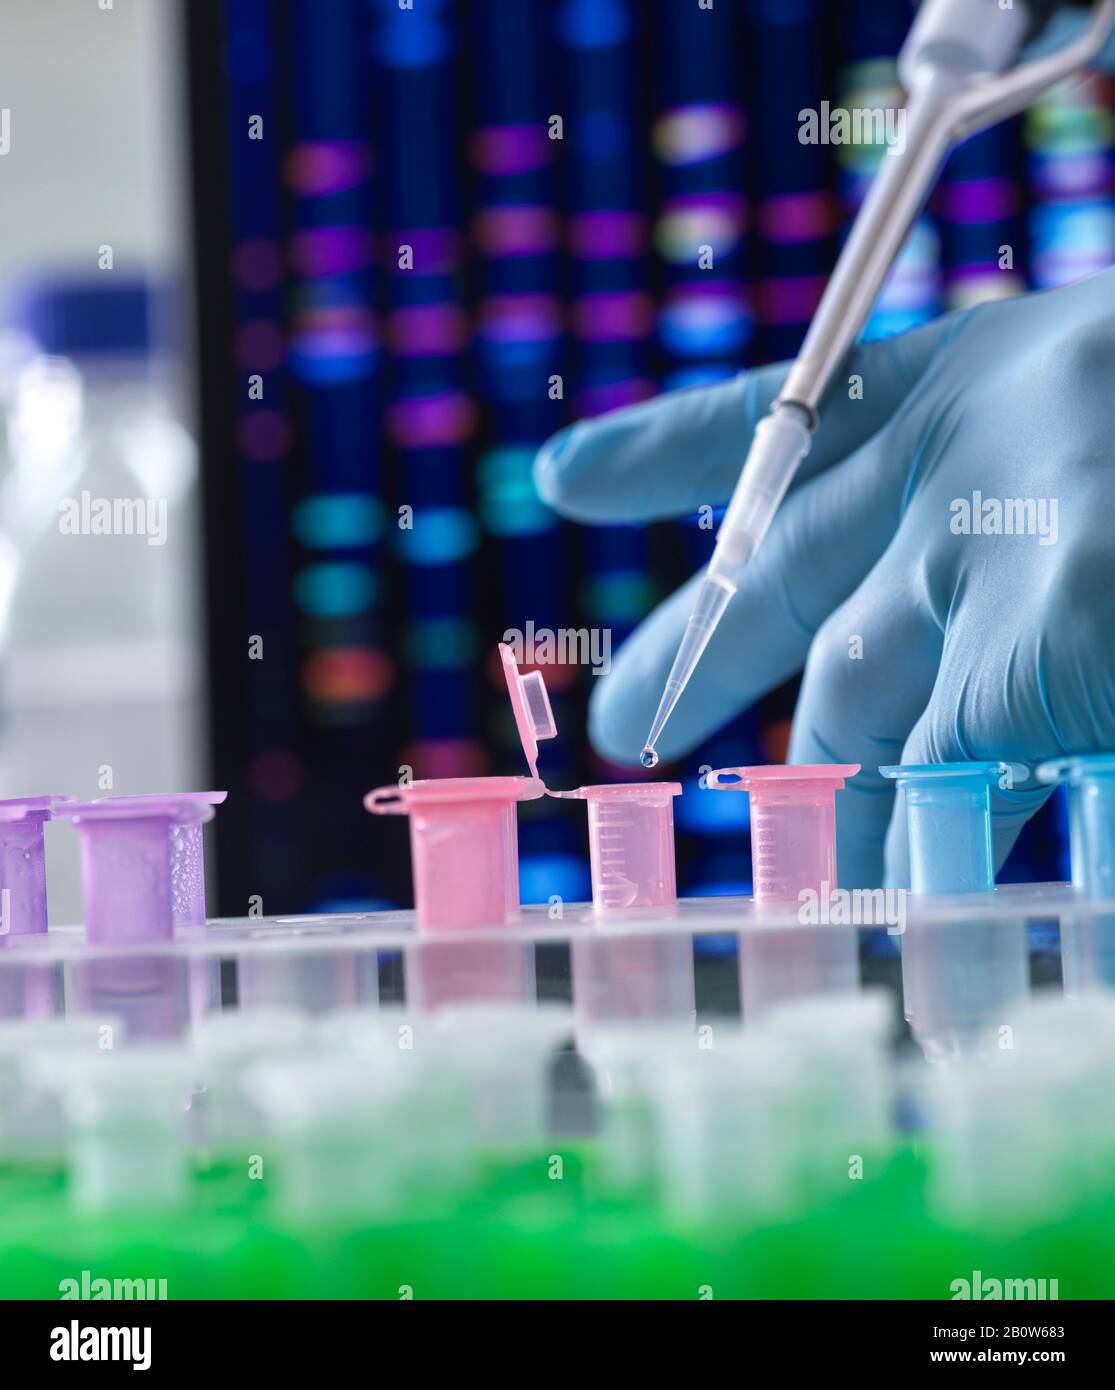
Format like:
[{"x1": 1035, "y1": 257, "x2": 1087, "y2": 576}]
[{"x1": 534, "y1": 267, "x2": 1115, "y2": 889}]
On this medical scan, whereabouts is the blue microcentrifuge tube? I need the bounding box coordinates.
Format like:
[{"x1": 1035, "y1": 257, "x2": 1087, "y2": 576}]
[
  {"x1": 880, "y1": 762, "x2": 1009, "y2": 895},
  {"x1": 1036, "y1": 755, "x2": 1115, "y2": 898},
  {"x1": 1037, "y1": 755, "x2": 1115, "y2": 991},
  {"x1": 880, "y1": 761, "x2": 1025, "y2": 1060}
]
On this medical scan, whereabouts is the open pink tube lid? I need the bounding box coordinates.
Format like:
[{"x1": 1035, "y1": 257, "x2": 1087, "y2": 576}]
[
  {"x1": 500, "y1": 644, "x2": 681, "y2": 799},
  {"x1": 365, "y1": 644, "x2": 554, "y2": 813},
  {"x1": 499, "y1": 642, "x2": 558, "y2": 780}
]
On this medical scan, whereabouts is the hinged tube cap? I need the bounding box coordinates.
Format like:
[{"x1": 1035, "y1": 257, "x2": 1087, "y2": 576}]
[{"x1": 499, "y1": 642, "x2": 557, "y2": 779}]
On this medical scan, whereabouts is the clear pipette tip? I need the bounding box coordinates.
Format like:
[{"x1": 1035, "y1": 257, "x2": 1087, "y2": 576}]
[{"x1": 641, "y1": 574, "x2": 734, "y2": 767}]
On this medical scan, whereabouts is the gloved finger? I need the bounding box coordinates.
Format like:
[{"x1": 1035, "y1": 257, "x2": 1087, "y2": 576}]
[
  {"x1": 533, "y1": 309, "x2": 970, "y2": 524},
  {"x1": 589, "y1": 418, "x2": 908, "y2": 764},
  {"x1": 786, "y1": 540, "x2": 947, "y2": 891}
]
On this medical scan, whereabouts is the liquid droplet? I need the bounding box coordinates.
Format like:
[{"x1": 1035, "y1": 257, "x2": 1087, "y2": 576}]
[{"x1": 640, "y1": 747, "x2": 659, "y2": 770}]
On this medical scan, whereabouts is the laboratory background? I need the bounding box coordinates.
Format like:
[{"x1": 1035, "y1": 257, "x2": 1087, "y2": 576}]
[{"x1": 2, "y1": 0, "x2": 1110, "y2": 922}]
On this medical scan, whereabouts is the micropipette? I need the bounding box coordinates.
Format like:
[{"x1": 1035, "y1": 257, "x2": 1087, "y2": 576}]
[{"x1": 642, "y1": 0, "x2": 1115, "y2": 768}]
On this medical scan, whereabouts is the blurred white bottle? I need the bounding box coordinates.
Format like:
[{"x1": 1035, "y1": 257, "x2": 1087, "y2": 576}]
[{"x1": 0, "y1": 282, "x2": 206, "y2": 924}]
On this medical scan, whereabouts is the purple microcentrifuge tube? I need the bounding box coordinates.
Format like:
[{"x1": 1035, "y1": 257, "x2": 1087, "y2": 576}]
[
  {"x1": 56, "y1": 793, "x2": 226, "y2": 944},
  {"x1": 0, "y1": 797, "x2": 72, "y2": 936},
  {"x1": 107, "y1": 792, "x2": 226, "y2": 926}
]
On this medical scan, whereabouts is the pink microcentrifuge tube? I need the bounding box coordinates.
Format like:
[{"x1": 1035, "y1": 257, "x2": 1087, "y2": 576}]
[
  {"x1": 0, "y1": 796, "x2": 71, "y2": 936},
  {"x1": 560, "y1": 784, "x2": 682, "y2": 911},
  {"x1": 500, "y1": 644, "x2": 683, "y2": 911},
  {"x1": 365, "y1": 780, "x2": 545, "y2": 930},
  {"x1": 55, "y1": 792, "x2": 227, "y2": 944},
  {"x1": 367, "y1": 653, "x2": 554, "y2": 937},
  {"x1": 706, "y1": 764, "x2": 860, "y2": 902},
  {"x1": 368, "y1": 642, "x2": 687, "y2": 928},
  {"x1": 365, "y1": 644, "x2": 558, "y2": 930}
]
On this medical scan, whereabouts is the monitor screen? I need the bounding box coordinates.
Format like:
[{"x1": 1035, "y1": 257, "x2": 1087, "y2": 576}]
[{"x1": 185, "y1": 0, "x2": 1113, "y2": 916}]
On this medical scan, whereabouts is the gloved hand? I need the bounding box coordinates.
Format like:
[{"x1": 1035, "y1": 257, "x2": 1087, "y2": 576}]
[{"x1": 534, "y1": 268, "x2": 1115, "y2": 889}]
